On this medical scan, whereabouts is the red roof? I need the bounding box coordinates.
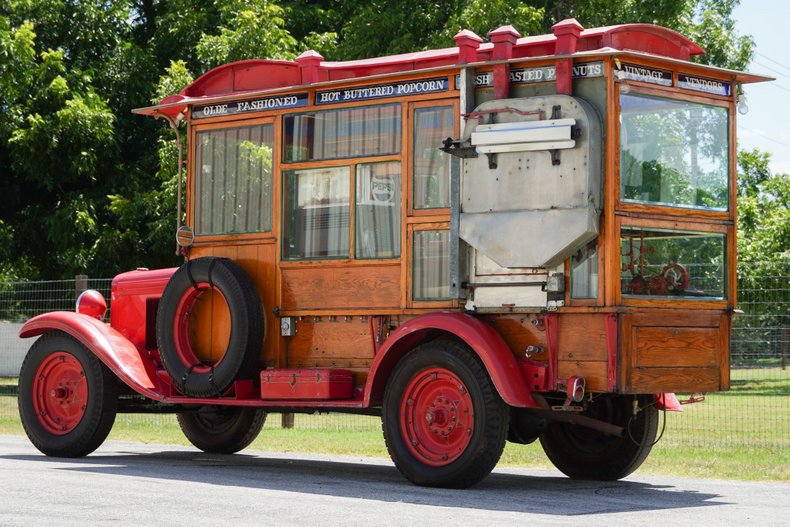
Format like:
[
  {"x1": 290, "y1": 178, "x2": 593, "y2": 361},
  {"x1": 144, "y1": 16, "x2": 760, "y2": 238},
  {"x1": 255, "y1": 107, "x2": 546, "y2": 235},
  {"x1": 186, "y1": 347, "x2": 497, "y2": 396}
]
[{"x1": 139, "y1": 19, "x2": 762, "y2": 118}]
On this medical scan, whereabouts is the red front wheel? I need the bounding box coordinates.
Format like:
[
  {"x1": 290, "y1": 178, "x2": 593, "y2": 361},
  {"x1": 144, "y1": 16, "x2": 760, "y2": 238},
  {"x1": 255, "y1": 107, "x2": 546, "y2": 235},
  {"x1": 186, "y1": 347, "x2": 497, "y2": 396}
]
[
  {"x1": 382, "y1": 341, "x2": 508, "y2": 488},
  {"x1": 18, "y1": 331, "x2": 118, "y2": 457}
]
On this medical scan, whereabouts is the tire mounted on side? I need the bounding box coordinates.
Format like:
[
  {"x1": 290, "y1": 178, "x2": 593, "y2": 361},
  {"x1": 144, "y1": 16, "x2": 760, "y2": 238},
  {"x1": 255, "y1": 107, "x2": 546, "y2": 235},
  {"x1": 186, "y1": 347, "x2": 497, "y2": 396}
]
[{"x1": 156, "y1": 257, "x2": 264, "y2": 398}]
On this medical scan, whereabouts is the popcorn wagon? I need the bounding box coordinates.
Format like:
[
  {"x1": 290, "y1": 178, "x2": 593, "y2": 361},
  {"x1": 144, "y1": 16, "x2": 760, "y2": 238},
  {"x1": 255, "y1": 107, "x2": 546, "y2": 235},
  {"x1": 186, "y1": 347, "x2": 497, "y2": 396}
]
[{"x1": 16, "y1": 19, "x2": 769, "y2": 487}]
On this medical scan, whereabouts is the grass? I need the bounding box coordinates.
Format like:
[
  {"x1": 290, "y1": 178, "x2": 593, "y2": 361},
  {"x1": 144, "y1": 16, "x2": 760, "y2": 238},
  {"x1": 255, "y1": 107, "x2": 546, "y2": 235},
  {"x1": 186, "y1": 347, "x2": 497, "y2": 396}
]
[{"x1": 1, "y1": 368, "x2": 787, "y2": 482}]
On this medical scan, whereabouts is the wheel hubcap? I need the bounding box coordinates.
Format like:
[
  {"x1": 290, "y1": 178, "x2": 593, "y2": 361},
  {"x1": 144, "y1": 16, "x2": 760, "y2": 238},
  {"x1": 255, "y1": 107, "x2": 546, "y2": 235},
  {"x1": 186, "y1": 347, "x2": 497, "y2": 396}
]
[
  {"x1": 399, "y1": 367, "x2": 474, "y2": 467},
  {"x1": 32, "y1": 352, "x2": 88, "y2": 435}
]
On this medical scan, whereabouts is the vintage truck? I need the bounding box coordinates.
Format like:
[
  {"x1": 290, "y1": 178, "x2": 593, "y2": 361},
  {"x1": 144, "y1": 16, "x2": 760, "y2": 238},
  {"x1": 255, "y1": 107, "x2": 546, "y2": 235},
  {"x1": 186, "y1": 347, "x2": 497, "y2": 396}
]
[{"x1": 16, "y1": 19, "x2": 769, "y2": 488}]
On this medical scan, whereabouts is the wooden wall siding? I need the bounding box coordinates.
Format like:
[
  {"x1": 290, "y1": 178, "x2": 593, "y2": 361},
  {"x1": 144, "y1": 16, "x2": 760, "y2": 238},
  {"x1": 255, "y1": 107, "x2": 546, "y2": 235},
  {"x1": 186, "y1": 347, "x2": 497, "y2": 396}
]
[
  {"x1": 191, "y1": 243, "x2": 280, "y2": 367},
  {"x1": 634, "y1": 327, "x2": 718, "y2": 367},
  {"x1": 557, "y1": 314, "x2": 609, "y2": 392},
  {"x1": 281, "y1": 263, "x2": 401, "y2": 310},
  {"x1": 188, "y1": 288, "x2": 231, "y2": 364},
  {"x1": 284, "y1": 316, "x2": 375, "y2": 387},
  {"x1": 487, "y1": 315, "x2": 548, "y2": 362},
  {"x1": 621, "y1": 310, "x2": 729, "y2": 393}
]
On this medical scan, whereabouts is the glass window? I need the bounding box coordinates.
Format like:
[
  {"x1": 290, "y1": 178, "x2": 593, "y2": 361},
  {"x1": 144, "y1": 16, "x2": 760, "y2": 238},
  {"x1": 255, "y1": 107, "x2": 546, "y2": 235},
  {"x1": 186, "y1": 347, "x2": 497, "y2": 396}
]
[
  {"x1": 413, "y1": 230, "x2": 451, "y2": 300},
  {"x1": 355, "y1": 162, "x2": 401, "y2": 259},
  {"x1": 284, "y1": 104, "x2": 401, "y2": 162},
  {"x1": 283, "y1": 167, "x2": 350, "y2": 259},
  {"x1": 195, "y1": 124, "x2": 274, "y2": 235},
  {"x1": 620, "y1": 226, "x2": 726, "y2": 299},
  {"x1": 620, "y1": 94, "x2": 729, "y2": 211},
  {"x1": 571, "y1": 241, "x2": 598, "y2": 299},
  {"x1": 413, "y1": 107, "x2": 454, "y2": 209}
]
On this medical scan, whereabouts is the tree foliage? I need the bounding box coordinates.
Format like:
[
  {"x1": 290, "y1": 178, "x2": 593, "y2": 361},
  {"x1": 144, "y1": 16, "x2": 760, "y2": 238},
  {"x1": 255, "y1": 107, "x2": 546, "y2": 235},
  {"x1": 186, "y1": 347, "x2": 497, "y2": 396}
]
[
  {"x1": 737, "y1": 150, "x2": 790, "y2": 268},
  {"x1": 0, "y1": 0, "x2": 778, "y2": 281}
]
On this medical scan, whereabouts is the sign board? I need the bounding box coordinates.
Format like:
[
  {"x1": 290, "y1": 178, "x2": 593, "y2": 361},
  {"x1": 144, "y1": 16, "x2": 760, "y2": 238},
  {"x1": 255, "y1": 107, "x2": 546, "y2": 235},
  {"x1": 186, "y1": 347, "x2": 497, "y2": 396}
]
[
  {"x1": 316, "y1": 78, "x2": 449, "y2": 105},
  {"x1": 192, "y1": 93, "x2": 309, "y2": 119},
  {"x1": 466, "y1": 61, "x2": 604, "y2": 88},
  {"x1": 678, "y1": 74, "x2": 732, "y2": 96},
  {"x1": 617, "y1": 63, "x2": 672, "y2": 86}
]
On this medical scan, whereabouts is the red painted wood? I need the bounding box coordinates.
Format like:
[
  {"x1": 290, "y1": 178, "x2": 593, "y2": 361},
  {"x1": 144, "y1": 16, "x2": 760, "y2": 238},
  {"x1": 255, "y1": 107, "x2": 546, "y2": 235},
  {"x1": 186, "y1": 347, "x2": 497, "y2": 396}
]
[
  {"x1": 605, "y1": 313, "x2": 618, "y2": 391},
  {"x1": 137, "y1": 20, "x2": 709, "y2": 118},
  {"x1": 453, "y1": 29, "x2": 483, "y2": 64},
  {"x1": 544, "y1": 313, "x2": 559, "y2": 389}
]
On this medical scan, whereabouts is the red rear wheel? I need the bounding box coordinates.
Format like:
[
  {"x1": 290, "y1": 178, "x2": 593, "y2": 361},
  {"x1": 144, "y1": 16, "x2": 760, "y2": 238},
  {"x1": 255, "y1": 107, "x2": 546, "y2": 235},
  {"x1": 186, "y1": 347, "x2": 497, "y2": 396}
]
[
  {"x1": 382, "y1": 340, "x2": 508, "y2": 488},
  {"x1": 539, "y1": 394, "x2": 658, "y2": 480}
]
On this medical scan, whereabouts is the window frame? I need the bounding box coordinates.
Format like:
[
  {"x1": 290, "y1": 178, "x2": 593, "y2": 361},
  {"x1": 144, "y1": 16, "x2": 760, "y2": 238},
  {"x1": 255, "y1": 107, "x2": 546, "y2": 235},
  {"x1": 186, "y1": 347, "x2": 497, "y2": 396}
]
[
  {"x1": 610, "y1": 73, "x2": 737, "y2": 309},
  {"x1": 188, "y1": 116, "x2": 278, "y2": 244},
  {"x1": 354, "y1": 160, "x2": 403, "y2": 260},
  {"x1": 406, "y1": 99, "x2": 460, "y2": 218},
  {"x1": 613, "y1": 214, "x2": 732, "y2": 309},
  {"x1": 282, "y1": 102, "x2": 403, "y2": 163},
  {"x1": 615, "y1": 84, "x2": 734, "y2": 222},
  {"x1": 406, "y1": 222, "x2": 454, "y2": 308},
  {"x1": 618, "y1": 91, "x2": 731, "y2": 213}
]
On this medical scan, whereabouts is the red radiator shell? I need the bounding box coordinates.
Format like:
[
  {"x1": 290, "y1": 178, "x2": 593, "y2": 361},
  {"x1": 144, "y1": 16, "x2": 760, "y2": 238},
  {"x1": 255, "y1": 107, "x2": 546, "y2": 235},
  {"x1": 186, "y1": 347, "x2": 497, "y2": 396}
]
[{"x1": 260, "y1": 369, "x2": 353, "y2": 400}]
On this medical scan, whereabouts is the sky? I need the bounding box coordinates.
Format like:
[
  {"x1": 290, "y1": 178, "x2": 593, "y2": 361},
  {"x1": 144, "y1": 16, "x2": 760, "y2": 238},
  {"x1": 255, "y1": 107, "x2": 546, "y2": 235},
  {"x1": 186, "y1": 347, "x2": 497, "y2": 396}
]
[{"x1": 733, "y1": 0, "x2": 790, "y2": 174}]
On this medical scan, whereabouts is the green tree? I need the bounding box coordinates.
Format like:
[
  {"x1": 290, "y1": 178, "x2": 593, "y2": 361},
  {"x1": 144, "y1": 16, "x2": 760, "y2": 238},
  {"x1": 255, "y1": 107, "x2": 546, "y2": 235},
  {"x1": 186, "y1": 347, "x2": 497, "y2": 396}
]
[
  {"x1": 304, "y1": 0, "x2": 752, "y2": 68},
  {"x1": 0, "y1": 14, "x2": 120, "y2": 278},
  {"x1": 737, "y1": 151, "x2": 790, "y2": 268},
  {"x1": 196, "y1": 0, "x2": 301, "y2": 69}
]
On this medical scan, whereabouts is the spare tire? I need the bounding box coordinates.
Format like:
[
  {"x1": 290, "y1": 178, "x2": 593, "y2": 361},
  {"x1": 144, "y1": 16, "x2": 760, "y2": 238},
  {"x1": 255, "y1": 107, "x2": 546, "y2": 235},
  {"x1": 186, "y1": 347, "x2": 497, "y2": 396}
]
[{"x1": 156, "y1": 257, "x2": 263, "y2": 397}]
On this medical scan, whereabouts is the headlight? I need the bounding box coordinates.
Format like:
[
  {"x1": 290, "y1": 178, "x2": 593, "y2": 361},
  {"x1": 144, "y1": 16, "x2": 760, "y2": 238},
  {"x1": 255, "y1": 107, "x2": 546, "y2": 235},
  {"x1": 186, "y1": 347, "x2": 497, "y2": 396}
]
[{"x1": 76, "y1": 289, "x2": 107, "y2": 320}]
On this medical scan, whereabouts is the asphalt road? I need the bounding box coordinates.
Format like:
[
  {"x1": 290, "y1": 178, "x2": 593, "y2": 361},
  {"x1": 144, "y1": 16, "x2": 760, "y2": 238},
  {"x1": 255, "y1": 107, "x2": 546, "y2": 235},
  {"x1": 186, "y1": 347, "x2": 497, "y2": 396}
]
[{"x1": 0, "y1": 434, "x2": 787, "y2": 526}]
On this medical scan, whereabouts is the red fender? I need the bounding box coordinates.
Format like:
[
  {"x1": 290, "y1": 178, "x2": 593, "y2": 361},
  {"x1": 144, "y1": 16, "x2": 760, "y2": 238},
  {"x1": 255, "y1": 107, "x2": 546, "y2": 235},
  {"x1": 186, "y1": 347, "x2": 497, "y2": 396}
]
[
  {"x1": 656, "y1": 392, "x2": 683, "y2": 412},
  {"x1": 19, "y1": 312, "x2": 168, "y2": 402},
  {"x1": 363, "y1": 311, "x2": 540, "y2": 408}
]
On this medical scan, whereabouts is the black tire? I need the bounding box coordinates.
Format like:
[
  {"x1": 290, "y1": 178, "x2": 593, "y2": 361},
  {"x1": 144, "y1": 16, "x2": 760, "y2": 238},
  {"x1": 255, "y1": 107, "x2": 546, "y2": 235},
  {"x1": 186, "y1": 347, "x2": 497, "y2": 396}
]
[
  {"x1": 381, "y1": 340, "x2": 509, "y2": 488},
  {"x1": 177, "y1": 406, "x2": 266, "y2": 454},
  {"x1": 156, "y1": 257, "x2": 263, "y2": 397},
  {"x1": 539, "y1": 394, "x2": 658, "y2": 480},
  {"x1": 18, "y1": 331, "x2": 118, "y2": 457}
]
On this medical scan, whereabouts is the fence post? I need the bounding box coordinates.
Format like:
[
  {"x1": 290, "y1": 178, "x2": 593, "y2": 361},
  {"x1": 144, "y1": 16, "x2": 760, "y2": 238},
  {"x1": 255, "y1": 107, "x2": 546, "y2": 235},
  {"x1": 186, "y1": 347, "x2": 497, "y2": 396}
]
[
  {"x1": 282, "y1": 413, "x2": 295, "y2": 429},
  {"x1": 75, "y1": 274, "x2": 88, "y2": 296},
  {"x1": 782, "y1": 327, "x2": 787, "y2": 371}
]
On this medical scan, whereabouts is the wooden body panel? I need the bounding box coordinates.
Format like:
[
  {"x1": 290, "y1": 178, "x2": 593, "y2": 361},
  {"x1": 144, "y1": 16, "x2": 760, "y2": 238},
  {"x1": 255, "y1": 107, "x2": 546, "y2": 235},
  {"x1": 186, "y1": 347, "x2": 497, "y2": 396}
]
[
  {"x1": 284, "y1": 315, "x2": 376, "y2": 388},
  {"x1": 487, "y1": 315, "x2": 548, "y2": 361},
  {"x1": 281, "y1": 263, "x2": 401, "y2": 310},
  {"x1": 621, "y1": 310, "x2": 730, "y2": 393},
  {"x1": 188, "y1": 288, "x2": 231, "y2": 364},
  {"x1": 557, "y1": 314, "x2": 610, "y2": 392},
  {"x1": 148, "y1": 45, "x2": 749, "y2": 407}
]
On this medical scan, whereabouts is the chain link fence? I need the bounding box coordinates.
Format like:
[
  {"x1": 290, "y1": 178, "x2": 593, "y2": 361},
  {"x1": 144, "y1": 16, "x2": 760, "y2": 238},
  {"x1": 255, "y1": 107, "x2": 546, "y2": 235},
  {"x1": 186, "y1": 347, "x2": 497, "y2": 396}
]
[{"x1": 1, "y1": 267, "x2": 788, "y2": 446}]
